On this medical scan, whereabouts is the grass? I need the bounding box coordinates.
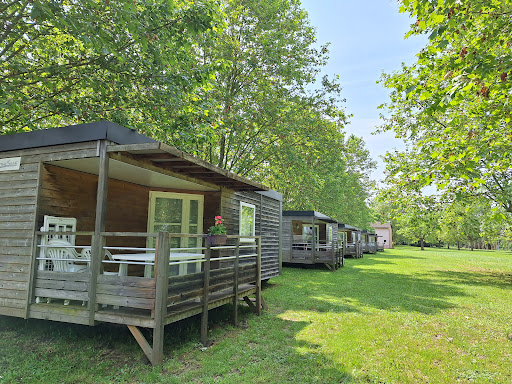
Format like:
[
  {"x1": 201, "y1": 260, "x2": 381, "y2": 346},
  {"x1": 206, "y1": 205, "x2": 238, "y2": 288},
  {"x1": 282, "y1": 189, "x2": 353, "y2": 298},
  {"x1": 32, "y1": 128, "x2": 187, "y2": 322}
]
[{"x1": 1, "y1": 246, "x2": 512, "y2": 383}]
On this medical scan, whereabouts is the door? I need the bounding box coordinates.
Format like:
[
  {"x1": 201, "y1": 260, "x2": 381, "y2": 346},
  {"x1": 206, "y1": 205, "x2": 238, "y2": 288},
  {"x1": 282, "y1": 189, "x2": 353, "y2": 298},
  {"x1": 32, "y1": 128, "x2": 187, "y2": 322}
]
[{"x1": 148, "y1": 192, "x2": 204, "y2": 274}]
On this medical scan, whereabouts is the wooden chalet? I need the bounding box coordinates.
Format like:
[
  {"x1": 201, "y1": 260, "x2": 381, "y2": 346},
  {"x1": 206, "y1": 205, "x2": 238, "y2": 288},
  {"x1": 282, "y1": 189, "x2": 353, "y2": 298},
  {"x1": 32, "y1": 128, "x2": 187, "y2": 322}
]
[
  {"x1": 338, "y1": 223, "x2": 363, "y2": 258},
  {"x1": 368, "y1": 233, "x2": 378, "y2": 254},
  {"x1": 282, "y1": 211, "x2": 342, "y2": 270},
  {"x1": 0, "y1": 121, "x2": 283, "y2": 365}
]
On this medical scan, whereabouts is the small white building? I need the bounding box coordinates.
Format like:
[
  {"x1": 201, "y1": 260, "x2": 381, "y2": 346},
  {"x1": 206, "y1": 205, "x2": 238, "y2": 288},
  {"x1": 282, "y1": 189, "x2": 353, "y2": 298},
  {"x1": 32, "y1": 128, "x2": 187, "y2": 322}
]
[{"x1": 370, "y1": 222, "x2": 393, "y2": 249}]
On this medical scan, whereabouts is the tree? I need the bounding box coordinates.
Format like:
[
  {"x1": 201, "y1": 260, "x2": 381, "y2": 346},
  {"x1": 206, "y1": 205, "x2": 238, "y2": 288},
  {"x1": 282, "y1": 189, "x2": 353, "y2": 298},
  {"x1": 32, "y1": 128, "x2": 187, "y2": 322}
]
[
  {"x1": 164, "y1": 0, "x2": 347, "y2": 175},
  {"x1": 377, "y1": 186, "x2": 440, "y2": 250},
  {"x1": 1, "y1": 0, "x2": 220, "y2": 132},
  {"x1": 1, "y1": 0, "x2": 376, "y2": 227},
  {"x1": 378, "y1": 0, "x2": 512, "y2": 212},
  {"x1": 395, "y1": 196, "x2": 440, "y2": 250},
  {"x1": 162, "y1": 0, "x2": 375, "y2": 226},
  {"x1": 439, "y1": 202, "x2": 465, "y2": 249},
  {"x1": 271, "y1": 132, "x2": 376, "y2": 229}
]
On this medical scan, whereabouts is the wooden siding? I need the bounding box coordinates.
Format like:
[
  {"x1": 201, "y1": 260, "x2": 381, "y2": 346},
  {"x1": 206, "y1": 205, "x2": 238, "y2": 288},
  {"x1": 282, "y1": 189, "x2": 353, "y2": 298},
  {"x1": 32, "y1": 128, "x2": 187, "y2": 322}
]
[
  {"x1": 0, "y1": 142, "x2": 98, "y2": 317},
  {"x1": 39, "y1": 164, "x2": 150, "y2": 251},
  {"x1": 220, "y1": 191, "x2": 280, "y2": 281}
]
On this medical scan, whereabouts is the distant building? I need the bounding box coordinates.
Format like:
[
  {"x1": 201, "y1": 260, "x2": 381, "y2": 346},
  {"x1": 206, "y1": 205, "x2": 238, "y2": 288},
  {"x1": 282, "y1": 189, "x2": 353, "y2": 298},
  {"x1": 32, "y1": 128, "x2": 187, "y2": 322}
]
[{"x1": 369, "y1": 222, "x2": 393, "y2": 249}]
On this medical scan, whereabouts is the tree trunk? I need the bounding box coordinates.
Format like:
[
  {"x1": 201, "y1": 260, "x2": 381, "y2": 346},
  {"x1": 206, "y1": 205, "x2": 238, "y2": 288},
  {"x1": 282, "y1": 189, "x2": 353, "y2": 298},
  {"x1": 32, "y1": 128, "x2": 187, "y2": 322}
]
[
  {"x1": 218, "y1": 134, "x2": 226, "y2": 168},
  {"x1": 457, "y1": 241, "x2": 460, "y2": 250},
  {"x1": 420, "y1": 238, "x2": 424, "y2": 250}
]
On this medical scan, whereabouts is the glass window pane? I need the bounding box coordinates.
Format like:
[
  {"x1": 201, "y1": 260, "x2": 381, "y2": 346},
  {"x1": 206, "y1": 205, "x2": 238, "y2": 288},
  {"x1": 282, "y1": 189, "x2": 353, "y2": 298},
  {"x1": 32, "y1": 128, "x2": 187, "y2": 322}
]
[
  {"x1": 241, "y1": 205, "x2": 255, "y2": 237},
  {"x1": 187, "y1": 262, "x2": 198, "y2": 274},
  {"x1": 154, "y1": 224, "x2": 182, "y2": 233},
  {"x1": 302, "y1": 225, "x2": 319, "y2": 243},
  {"x1": 189, "y1": 200, "x2": 199, "y2": 225},
  {"x1": 169, "y1": 264, "x2": 179, "y2": 276},
  {"x1": 188, "y1": 237, "x2": 199, "y2": 249},
  {"x1": 170, "y1": 237, "x2": 181, "y2": 249},
  {"x1": 155, "y1": 198, "x2": 182, "y2": 223}
]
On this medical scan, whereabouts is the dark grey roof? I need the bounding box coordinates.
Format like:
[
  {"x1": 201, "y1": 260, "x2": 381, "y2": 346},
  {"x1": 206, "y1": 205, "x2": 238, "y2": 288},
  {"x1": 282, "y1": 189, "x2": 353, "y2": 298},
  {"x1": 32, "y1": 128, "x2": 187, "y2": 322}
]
[
  {"x1": 257, "y1": 189, "x2": 283, "y2": 202},
  {"x1": 338, "y1": 223, "x2": 361, "y2": 231},
  {"x1": 0, "y1": 121, "x2": 155, "y2": 152},
  {"x1": 282, "y1": 210, "x2": 337, "y2": 223},
  {"x1": 0, "y1": 121, "x2": 272, "y2": 192}
]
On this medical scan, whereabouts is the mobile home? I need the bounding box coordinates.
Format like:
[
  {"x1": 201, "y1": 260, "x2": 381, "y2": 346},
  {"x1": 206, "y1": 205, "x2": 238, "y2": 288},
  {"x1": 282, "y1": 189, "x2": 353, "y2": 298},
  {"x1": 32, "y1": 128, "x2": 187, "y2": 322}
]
[
  {"x1": 282, "y1": 211, "x2": 341, "y2": 270},
  {"x1": 0, "y1": 121, "x2": 282, "y2": 364}
]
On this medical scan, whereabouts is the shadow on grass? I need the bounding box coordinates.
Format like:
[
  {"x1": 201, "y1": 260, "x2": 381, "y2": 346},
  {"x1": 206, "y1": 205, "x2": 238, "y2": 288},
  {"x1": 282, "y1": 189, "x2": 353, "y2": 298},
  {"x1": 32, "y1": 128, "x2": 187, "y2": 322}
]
[
  {"x1": 274, "y1": 254, "x2": 469, "y2": 315},
  {"x1": 429, "y1": 269, "x2": 512, "y2": 290},
  {"x1": 0, "y1": 303, "x2": 358, "y2": 383}
]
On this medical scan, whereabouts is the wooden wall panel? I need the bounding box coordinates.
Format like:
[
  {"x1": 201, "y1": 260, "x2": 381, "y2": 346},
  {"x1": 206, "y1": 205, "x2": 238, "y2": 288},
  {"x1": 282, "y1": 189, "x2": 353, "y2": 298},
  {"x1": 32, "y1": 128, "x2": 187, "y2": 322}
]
[
  {"x1": 281, "y1": 217, "x2": 292, "y2": 263},
  {"x1": 0, "y1": 150, "x2": 40, "y2": 317},
  {"x1": 221, "y1": 191, "x2": 281, "y2": 281},
  {"x1": 39, "y1": 164, "x2": 150, "y2": 249},
  {"x1": 38, "y1": 165, "x2": 224, "y2": 251}
]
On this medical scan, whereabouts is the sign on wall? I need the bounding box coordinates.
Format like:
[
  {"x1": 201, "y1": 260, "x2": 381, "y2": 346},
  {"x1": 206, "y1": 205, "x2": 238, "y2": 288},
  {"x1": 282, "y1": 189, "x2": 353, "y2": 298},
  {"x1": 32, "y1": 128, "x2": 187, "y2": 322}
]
[{"x1": 0, "y1": 157, "x2": 21, "y2": 171}]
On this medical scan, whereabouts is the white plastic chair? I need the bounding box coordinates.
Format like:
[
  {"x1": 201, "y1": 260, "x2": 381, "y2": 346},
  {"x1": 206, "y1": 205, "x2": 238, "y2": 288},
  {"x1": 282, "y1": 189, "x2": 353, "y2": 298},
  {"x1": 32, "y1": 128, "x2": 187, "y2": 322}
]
[
  {"x1": 36, "y1": 216, "x2": 78, "y2": 304},
  {"x1": 80, "y1": 247, "x2": 119, "y2": 276},
  {"x1": 44, "y1": 239, "x2": 88, "y2": 305},
  {"x1": 46, "y1": 239, "x2": 88, "y2": 273},
  {"x1": 39, "y1": 216, "x2": 77, "y2": 271}
]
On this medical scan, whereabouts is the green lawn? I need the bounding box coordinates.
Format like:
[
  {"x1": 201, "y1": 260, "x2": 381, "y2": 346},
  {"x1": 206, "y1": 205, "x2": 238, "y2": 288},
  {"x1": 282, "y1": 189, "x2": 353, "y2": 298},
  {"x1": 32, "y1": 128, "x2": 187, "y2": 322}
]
[{"x1": 1, "y1": 246, "x2": 511, "y2": 383}]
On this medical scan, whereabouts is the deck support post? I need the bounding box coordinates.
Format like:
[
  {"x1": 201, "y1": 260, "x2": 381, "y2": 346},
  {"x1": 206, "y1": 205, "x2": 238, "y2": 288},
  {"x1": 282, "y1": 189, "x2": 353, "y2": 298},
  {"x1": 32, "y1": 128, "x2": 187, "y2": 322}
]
[
  {"x1": 89, "y1": 140, "x2": 109, "y2": 325},
  {"x1": 255, "y1": 236, "x2": 262, "y2": 316},
  {"x1": 233, "y1": 238, "x2": 240, "y2": 326},
  {"x1": 201, "y1": 241, "x2": 211, "y2": 345},
  {"x1": 152, "y1": 231, "x2": 170, "y2": 365}
]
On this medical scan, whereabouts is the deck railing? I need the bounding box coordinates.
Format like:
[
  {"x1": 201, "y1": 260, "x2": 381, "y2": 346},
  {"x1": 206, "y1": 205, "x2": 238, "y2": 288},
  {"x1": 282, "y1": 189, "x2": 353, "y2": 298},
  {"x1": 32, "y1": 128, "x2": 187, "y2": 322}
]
[
  {"x1": 289, "y1": 238, "x2": 340, "y2": 269},
  {"x1": 31, "y1": 231, "x2": 262, "y2": 343}
]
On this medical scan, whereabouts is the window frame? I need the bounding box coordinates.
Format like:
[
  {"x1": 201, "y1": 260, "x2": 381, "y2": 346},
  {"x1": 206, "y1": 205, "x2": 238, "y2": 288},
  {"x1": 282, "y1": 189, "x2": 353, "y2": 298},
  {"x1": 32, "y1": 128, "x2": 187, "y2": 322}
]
[
  {"x1": 147, "y1": 191, "x2": 204, "y2": 249},
  {"x1": 239, "y1": 201, "x2": 256, "y2": 242},
  {"x1": 302, "y1": 224, "x2": 320, "y2": 244}
]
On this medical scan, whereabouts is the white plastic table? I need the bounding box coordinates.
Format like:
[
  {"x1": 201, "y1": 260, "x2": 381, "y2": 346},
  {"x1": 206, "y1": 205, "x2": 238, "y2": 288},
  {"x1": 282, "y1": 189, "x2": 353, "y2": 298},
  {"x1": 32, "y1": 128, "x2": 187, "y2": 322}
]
[{"x1": 111, "y1": 252, "x2": 204, "y2": 277}]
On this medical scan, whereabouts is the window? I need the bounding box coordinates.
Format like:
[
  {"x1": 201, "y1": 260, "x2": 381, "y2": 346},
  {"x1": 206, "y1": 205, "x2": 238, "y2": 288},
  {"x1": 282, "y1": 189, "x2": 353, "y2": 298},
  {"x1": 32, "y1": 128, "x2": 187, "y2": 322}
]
[
  {"x1": 147, "y1": 191, "x2": 204, "y2": 250},
  {"x1": 302, "y1": 224, "x2": 319, "y2": 243},
  {"x1": 239, "y1": 202, "x2": 256, "y2": 242}
]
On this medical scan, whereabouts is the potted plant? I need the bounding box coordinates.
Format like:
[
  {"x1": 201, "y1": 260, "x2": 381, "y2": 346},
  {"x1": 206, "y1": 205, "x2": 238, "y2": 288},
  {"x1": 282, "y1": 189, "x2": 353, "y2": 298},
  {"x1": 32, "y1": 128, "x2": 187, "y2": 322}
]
[{"x1": 206, "y1": 215, "x2": 227, "y2": 245}]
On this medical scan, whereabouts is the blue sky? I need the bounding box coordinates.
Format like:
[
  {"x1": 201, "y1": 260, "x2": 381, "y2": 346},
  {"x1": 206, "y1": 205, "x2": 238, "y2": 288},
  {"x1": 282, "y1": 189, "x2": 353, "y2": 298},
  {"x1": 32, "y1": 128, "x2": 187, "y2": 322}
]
[{"x1": 300, "y1": 0, "x2": 427, "y2": 180}]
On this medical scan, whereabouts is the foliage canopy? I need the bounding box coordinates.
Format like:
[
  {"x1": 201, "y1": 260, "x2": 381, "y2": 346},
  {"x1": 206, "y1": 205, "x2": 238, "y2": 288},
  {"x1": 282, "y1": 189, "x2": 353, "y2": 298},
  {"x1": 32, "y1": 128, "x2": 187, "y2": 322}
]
[
  {"x1": 1, "y1": 0, "x2": 376, "y2": 228},
  {"x1": 379, "y1": 0, "x2": 512, "y2": 213}
]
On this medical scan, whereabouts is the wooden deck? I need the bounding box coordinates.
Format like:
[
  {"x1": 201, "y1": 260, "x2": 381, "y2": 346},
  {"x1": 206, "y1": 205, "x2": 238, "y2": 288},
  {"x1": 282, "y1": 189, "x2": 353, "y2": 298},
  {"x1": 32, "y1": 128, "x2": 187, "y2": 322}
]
[
  {"x1": 26, "y1": 232, "x2": 264, "y2": 365},
  {"x1": 30, "y1": 283, "x2": 257, "y2": 328}
]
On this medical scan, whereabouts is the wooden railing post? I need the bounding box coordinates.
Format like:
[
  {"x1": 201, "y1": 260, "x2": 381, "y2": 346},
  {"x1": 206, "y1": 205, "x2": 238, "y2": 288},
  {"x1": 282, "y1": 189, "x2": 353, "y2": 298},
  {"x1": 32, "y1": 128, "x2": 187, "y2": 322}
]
[
  {"x1": 201, "y1": 240, "x2": 211, "y2": 345},
  {"x1": 152, "y1": 231, "x2": 170, "y2": 365},
  {"x1": 311, "y1": 218, "x2": 316, "y2": 262},
  {"x1": 255, "y1": 236, "x2": 262, "y2": 316},
  {"x1": 89, "y1": 140, "x2": 109, "y2": 325},
  {"x1": 332, "y1": 233, "x2": 337, "y2": 270},
  {"x1": 233, "y1": 237, "x2": 240, "y2": 326}
]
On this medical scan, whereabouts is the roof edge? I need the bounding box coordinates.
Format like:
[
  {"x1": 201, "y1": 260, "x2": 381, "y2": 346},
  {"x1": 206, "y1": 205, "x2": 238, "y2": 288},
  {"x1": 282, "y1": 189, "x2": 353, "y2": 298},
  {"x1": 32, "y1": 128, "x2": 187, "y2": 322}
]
[{"x1": 0, "y1": 121, "x2": 155, "y2": 152}]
